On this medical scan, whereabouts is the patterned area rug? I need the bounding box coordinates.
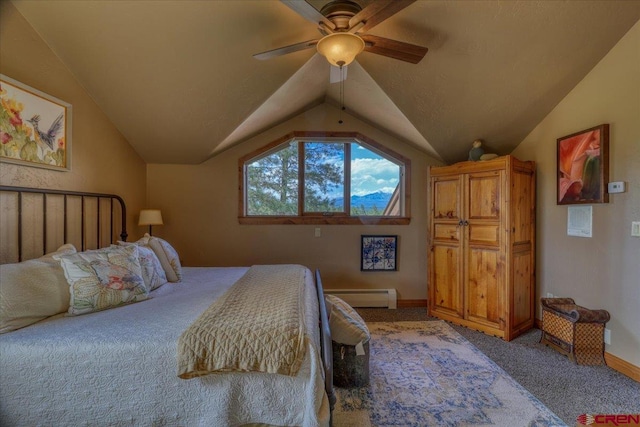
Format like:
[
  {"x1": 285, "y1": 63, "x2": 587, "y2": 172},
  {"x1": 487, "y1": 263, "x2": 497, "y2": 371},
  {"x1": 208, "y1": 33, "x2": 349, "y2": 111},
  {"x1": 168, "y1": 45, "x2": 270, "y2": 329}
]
[{"x1": 332, "y1": 321, "x2": 567, "y2": 427}]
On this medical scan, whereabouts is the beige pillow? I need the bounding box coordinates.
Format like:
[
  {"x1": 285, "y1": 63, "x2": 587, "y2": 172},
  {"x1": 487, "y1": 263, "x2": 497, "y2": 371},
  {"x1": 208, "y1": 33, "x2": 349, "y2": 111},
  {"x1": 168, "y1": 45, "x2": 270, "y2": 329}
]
[
  {"x1": 325, "y1": 294, "x2": 370, "y2": 346},
  {"x1": 0, "y1": 244, "x2": 77, "y2": 334},
  {"x1": 40, "y1": 243, "x2": 77, "y2": 260}
]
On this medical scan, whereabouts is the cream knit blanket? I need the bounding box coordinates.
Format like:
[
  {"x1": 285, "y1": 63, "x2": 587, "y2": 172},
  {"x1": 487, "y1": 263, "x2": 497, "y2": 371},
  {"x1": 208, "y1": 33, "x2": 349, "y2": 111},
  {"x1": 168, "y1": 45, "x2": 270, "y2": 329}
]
[{"x1": 177, "y1": 264, "x2": 308, "y2": 379}]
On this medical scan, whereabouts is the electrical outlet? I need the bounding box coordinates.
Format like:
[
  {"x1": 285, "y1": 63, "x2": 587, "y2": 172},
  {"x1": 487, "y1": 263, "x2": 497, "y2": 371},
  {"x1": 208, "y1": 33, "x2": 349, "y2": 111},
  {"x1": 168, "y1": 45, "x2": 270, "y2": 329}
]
[
  {"x1": 632, "y1": 222, "x2": 640, "y2": 237},
  {"x1": 546, "y1": 293, "x2": 553, "y2": 298},
  {"x1": 604, "y1": 328, "x2": 611, "y2": 345},
  {"x1": 314, "y1": 227, "x2": 321, "y2": 238}
]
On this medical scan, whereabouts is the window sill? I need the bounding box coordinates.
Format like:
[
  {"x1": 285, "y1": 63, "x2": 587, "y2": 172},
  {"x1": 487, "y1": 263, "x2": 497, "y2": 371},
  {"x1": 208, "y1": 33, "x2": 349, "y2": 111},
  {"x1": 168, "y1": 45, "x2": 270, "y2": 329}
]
[{"x1": 238, "y1": 216, "x2": 411, "y2": 225}]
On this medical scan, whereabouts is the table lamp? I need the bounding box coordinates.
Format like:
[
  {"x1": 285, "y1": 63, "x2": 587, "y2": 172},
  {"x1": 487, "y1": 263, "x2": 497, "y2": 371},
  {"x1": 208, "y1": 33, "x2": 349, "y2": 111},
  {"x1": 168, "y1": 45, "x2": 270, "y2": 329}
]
[{"x1": 138, "y1": 209, "x2": 163, "y2": 235}]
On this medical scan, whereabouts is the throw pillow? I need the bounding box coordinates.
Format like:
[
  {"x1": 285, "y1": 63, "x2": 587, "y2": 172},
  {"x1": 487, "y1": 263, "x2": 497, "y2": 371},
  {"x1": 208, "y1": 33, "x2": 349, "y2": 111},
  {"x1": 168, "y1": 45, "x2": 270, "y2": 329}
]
[
  {"x1": 0, "y1": 244, "x2": 77, "y2": 333},
  {"x1": 136, "y1": 245, "x2": 168, "y2": 290},
  {"x1": 148, "y1": 237, "x2": 182, "y2": 282},
  {"x1": 325, "y1": 294, "x2": 370, "y2": 346},
  {"x1": 55, "y1": 245, "x2": 148, "y2": 316}
]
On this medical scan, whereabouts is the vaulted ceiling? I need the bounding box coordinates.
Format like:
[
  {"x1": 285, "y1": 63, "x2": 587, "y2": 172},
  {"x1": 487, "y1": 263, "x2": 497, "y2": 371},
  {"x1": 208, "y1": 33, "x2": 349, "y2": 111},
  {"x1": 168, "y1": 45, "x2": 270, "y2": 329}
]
[{"x1": 10, "y1": 0, "x2": 640, "y2": 165}]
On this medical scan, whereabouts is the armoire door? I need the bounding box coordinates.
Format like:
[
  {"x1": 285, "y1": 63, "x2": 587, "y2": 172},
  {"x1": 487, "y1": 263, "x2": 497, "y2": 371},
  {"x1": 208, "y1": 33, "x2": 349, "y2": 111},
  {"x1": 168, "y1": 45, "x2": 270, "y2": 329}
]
[
  {"x1": 429, "y1": 175, "x2": 464, "y2": 319},
  {"x1": 464, "y1": 170, "x2": 504, "y2": 330}
]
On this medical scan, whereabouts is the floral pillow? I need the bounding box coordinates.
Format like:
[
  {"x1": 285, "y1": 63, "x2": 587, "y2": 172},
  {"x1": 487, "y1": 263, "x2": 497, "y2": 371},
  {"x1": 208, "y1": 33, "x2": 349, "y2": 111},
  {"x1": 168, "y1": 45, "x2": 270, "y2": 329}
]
[
  {"x1": 118, "y1": 234, "x2": 177, "y2": 284},
  {"x1": 148, "y1": 237, "x2": 182, "y2": 282},
  {"x1": 126, "y1": 234, "x2": 151, "y2": 247},
  {"x1": 55, "y1": 245, "x2": 148, "y2": 316},
  {"x1": 136, "y1": 245, "x2": 167, "y2": 290}
]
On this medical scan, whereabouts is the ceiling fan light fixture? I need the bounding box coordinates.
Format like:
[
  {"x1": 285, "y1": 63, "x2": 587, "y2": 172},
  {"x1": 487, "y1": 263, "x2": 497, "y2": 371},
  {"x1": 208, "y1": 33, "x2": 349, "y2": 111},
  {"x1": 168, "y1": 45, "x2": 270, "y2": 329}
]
[{"x1": 316, "y1": 32, "x2": 365, "y2": 67}]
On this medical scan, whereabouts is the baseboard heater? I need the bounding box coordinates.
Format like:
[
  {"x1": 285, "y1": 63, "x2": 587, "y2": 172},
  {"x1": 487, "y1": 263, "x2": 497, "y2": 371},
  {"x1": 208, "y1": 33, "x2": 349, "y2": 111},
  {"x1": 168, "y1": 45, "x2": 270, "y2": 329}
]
[{"x1": 324, "y1": 288, "x2": 397, "y2": 309}]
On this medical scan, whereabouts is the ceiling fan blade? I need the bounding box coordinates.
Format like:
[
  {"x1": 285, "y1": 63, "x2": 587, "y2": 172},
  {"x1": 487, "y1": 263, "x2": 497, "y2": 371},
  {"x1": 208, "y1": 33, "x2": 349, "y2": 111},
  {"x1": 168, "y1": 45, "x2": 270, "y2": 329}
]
[
  {"x1": 361, "y1": 34, "x2": 428, "y2": 64},
  {"x1": 253, "y1": 39, "x2": 319, "y2": 60},
  {"x1": 281, "y1": 0, "x2": 336, "y2": 31},
  {"x1": 349, "y1": 0, "x2": 415, "y2": 33}
]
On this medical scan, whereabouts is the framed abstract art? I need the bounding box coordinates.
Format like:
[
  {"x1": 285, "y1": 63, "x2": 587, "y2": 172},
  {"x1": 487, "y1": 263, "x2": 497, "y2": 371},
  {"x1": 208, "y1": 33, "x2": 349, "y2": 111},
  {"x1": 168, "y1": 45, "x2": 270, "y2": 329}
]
[
  {"x1": 557, "y1": 124, "x2": 609, "y2": 205},
  {"x1": 361, "y1": 235, "x2": 397, "y2": 271}
]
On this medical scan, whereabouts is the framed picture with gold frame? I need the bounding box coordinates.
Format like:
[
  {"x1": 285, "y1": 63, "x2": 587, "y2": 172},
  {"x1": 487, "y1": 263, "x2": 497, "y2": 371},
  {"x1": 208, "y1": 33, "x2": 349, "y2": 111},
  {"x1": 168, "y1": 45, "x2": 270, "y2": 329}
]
[
  {"x1": 557, "y1": 124, "x2": 609, "y2": 205},
  {"x1": 0, "y1": 74, "x2": 72, "y2": 171}
]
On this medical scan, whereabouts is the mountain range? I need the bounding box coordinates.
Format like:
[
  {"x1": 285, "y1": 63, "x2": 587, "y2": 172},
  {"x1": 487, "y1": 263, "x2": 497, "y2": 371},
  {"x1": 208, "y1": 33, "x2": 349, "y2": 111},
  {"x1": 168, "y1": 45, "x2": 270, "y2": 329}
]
[{"x1": 334, "y1": 191, "x2": 392, "y2": 212}]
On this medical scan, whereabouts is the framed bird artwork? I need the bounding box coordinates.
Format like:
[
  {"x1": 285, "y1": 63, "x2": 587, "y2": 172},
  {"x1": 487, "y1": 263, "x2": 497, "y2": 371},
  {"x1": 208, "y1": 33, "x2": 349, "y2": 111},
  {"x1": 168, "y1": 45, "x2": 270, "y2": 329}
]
[{"x1": 0, "y1": 74, "x2": 71, "y2": 171}]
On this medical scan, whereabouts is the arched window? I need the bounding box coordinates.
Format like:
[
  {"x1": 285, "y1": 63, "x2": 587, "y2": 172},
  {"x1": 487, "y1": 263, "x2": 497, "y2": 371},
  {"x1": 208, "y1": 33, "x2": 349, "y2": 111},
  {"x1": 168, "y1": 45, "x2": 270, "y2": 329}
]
[{"x1": 239, "y1": 132, "x2": 411, "y2": 225}]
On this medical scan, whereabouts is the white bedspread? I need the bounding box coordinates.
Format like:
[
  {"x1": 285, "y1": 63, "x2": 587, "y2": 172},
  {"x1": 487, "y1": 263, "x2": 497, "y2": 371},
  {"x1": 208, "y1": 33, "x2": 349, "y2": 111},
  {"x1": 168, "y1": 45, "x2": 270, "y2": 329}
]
[{"x1": 0, "y1": 267, "x2": 330, "y2": 427}]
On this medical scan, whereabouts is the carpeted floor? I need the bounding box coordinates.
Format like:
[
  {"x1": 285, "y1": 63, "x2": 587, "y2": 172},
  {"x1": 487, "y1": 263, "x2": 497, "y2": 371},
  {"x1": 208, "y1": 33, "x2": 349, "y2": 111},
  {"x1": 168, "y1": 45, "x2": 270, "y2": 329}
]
[{"x1": 356, "y1": 308, "x2": 640, "y2": 425}]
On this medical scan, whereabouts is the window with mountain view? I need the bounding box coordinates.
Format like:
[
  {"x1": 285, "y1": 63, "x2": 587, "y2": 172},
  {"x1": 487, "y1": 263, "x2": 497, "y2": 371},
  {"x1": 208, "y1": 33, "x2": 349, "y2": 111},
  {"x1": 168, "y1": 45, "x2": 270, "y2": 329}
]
[{"x1": 239, "y1": 132, "x2": 410, "y2": 225}]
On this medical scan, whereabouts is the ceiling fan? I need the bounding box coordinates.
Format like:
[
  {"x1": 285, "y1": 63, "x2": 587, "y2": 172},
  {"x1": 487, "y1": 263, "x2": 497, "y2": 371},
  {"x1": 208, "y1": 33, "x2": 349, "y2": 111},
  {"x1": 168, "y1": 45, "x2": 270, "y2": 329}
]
[{"x1": 253, "y1": 0, "x2": 428, "y2": 67}]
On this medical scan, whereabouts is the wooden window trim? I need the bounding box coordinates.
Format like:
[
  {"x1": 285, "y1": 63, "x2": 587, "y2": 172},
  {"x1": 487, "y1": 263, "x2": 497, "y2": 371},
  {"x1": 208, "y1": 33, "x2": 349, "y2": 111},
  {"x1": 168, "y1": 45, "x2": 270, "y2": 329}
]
[{"x1": 238, "y1": 131, "x2": 411, "y2": 225}]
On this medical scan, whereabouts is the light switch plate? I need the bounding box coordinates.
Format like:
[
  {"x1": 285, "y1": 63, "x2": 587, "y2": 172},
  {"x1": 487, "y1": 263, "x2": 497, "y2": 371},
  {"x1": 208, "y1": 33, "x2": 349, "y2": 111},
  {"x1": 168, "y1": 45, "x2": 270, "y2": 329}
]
[{"x1": 632, "y1": 222, "x2": 640, "y2": 237}]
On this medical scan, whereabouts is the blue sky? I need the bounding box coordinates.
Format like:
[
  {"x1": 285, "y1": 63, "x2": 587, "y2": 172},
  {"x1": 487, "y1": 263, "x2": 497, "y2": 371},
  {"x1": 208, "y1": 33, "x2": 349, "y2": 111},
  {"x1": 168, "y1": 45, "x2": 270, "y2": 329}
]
[
  {"x1": 351, "y1": 144, "x2": 400, "y2": 196},
  {"x1": 305, "y1": 142, "x2": 400, "y2": 198}
]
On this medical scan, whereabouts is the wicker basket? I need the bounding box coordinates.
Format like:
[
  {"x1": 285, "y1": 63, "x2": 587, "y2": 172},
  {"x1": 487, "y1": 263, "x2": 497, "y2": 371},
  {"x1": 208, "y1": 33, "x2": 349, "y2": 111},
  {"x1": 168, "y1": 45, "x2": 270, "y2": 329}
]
[{"x1": 540, "y1": 298, "x2": 610, "y2": 365}]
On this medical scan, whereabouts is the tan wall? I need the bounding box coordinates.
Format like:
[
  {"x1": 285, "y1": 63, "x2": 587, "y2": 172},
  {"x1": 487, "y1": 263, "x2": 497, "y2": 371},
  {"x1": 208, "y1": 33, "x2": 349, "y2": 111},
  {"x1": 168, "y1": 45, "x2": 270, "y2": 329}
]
[
  {"x1": 0, "y1": 2, "x2": 147, "y2": 246},
  {"x1": 148, "y1": 104, "x2": 443, "y2": 300},
  {"x1": 512, "y1": 21, "x2": 640, "y2": 367}
]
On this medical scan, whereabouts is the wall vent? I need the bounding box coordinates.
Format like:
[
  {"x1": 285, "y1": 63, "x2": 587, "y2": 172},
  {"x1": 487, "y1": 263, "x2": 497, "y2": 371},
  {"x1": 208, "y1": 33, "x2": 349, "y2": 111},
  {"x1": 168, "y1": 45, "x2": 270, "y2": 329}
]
[{"x1": 324, "y1": 288, "x2": 397, "y2": 309}]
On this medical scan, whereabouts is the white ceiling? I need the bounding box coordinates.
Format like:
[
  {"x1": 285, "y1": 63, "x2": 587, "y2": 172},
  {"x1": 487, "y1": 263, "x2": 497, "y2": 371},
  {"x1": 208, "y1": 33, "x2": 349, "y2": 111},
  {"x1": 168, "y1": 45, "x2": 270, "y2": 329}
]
[{"x1": 10, "y1": 0, "x2": 640, "y2": 164}]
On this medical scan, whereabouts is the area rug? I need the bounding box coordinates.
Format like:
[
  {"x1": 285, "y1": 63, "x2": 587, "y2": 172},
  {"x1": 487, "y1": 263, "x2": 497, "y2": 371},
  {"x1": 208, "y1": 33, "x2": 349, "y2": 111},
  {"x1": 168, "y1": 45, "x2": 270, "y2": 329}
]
[{"x1": 332, "y1": 321, "x2": 567, "y2": 427}]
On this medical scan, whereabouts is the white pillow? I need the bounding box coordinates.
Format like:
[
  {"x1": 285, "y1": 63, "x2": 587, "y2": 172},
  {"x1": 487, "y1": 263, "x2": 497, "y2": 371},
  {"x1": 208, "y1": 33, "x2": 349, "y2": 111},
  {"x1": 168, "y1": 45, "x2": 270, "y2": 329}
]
[
  {"x1": 0, "y1": 244, "x2": 77, "y2": 333},
  {"x1": 55, "y1": 245, "x2": 148, "y2": 316},
  {"x1": 148, "y1": 237, "x2": 182, "y2": 282},
  {"x1": 325, "y1": 294, "x2": 370, "y2": 346}
]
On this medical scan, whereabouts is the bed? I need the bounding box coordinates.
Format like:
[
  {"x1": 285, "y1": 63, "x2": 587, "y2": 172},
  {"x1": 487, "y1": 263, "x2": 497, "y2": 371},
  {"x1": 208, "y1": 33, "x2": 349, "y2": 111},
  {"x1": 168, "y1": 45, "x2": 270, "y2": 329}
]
[{"x1": 0, "y1": 185, "x2": 335, "y2": 427}]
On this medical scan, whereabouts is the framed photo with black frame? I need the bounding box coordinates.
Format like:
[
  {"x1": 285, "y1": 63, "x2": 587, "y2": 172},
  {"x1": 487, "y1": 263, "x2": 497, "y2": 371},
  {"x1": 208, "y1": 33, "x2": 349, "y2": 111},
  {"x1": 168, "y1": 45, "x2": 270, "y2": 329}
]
[{"x1": 361, "y1": 235, "x2": 397, "y2": 271}]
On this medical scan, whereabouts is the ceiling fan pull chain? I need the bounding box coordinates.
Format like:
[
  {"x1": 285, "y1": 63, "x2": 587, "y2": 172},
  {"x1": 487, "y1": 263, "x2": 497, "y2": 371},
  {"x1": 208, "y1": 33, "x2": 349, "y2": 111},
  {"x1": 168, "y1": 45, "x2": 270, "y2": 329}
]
[
  {"x1": 341, "y1": 65, "x2": 344, "y2": 109},
  {"x1": 339, "y1": 65, "x2": 345, "y2": 124}
]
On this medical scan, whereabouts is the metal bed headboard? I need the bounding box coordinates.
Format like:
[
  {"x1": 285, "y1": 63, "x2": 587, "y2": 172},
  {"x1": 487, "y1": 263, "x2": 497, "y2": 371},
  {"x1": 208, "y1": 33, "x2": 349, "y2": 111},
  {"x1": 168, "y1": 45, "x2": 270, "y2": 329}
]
[{"x1": 0, "y1": 185, "x2": 127, "y2": 262}]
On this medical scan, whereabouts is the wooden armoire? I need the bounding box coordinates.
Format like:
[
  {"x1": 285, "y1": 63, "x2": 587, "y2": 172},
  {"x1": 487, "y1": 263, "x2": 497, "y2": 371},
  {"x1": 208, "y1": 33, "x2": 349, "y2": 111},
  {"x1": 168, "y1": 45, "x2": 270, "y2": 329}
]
[{"x1": 428, "y1": 155, "x2": 536, "y2": 341}]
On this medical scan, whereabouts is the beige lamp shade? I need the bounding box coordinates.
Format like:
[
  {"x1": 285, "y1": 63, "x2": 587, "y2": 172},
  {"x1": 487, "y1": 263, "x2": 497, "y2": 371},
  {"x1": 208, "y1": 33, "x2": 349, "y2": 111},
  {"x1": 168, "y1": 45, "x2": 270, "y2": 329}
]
[
  {"x1": 139, "y1": 209, "x2": 163, "y2": 235},
  {"x1": 316, "y1": 33, "x2": 365, "y2": 67},
  {"x1": 138, "y1": 209, "x2": 163, "y2": 226}
]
